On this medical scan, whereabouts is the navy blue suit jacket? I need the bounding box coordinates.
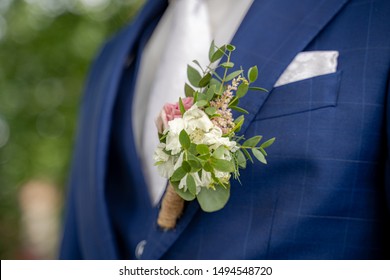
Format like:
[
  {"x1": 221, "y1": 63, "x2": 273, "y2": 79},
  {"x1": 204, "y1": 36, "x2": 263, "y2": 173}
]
[{"x1": 60, "y1": 0, "x2": 390, "y2": 259}]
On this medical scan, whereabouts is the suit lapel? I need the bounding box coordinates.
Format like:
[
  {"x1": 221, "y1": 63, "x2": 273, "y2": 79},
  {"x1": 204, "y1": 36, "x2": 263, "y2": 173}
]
[
  {"x1": 231, "y1": 0, "x2": 349, "y2": 133},
  {"x1": 76, "y1": 0, "x2": 168, "y2": 259},
  {"x1": 141, "y1": 0, "x2": 349, "y2": 259}
]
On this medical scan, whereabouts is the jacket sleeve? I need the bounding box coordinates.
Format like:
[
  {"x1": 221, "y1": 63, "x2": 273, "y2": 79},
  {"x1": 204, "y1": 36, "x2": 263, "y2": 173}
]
[
  {"x1": 57, "y1": 42, "x2": 110, "y2": 260},
  {"x1": 58, "y1": 183, "x2": 82, "y2": 259}
]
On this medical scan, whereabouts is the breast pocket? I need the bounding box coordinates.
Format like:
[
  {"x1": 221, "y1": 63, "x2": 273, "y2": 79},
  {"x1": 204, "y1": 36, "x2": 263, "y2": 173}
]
[{"x1": 254, "y1": 71, "x2": 342, "y2": 120}]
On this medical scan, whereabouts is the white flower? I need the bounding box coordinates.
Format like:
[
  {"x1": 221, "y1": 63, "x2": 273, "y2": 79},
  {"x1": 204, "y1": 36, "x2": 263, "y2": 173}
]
[
  {"x1": 214, "y1": 171, "x2": 231, "y2": 183},
  {"x1": 178, "y1": 170, "x2": 213, "y2": 194},
  {"x1": 178, "y1": 174, "x2": 188, "y2": 191},
  {"x1": 154, "y1": 143, "x2": 175, "y2": 178},
  {"x1": 157, "y1": 158, "x2": 175, "y2": 178},
  {"x1": 189, "y1": 128, "x2": 206, "y2": 144},
  {"x1": 193, "y1": 171, "x2": 212, "y2": 193},
  {"x1": 167, "y1": 117, "x2": 185, "y2": 134},
  {"x1": 153, "y1": 143, "x2": 170, "y2": 162},
  {"x1": 173, "y1": 152, "x2": 184, "y2": 170},
  {"x1": 202, "y1": 126, "x2": 238, "y2": 152},
  {"x1": 183, "y1": 105, "x2": 214, "y2": 133},
  {"x1": 161, "y1": 104, "x2": 238, "y2": 186},
  {"x1": 165, "y1": 105, "x2": 238, "y2": 156},
  {"x1": 165, "y1": 118, "x2": 185, "y2": 155}
]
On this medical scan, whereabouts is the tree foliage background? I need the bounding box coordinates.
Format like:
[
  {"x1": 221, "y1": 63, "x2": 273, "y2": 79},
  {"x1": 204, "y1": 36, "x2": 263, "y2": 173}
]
[{"x1": 0, "y1": 0, "x2": 144, "y2": 259}]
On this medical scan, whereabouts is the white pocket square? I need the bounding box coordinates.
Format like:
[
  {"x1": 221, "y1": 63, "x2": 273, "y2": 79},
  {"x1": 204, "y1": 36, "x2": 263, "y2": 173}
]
[{"x1": 274, "y1": 51, "x2": 339, "y2": 87}]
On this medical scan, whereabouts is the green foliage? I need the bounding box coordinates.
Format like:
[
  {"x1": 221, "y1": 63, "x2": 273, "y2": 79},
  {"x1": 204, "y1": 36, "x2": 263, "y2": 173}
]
[
  {"x1": 179, "y1": 129, "x2": 190, "y2": 149},
  {"x1": 172, "y1": 180, "x2": 195, "y2": 201},
  {"x1": 209, "y1": 42, "x2": 225, "y2": 63},
  {"x1": 197, "y1": 184, "x2": 230, "y2": 212},
  {"x1": 186, "y1": 174, "x2": 197, "y2": 196},
  {"x1": 196, "y1": 100, "x2": 208, "y2": 108},
  {"x1": 171, "y1": 166, "x2": 187, "y2": 182},
  {"x1": 199, "y1": 73, "x2": 212, "y2": 87},
  {"x1": 252, "y1": 148, "x2": 267, "y2": 164},
  {"x1": 248, "y1": 66, "x2": 259, "y2": 83},
  {"x1": 236, "y1": 83, "x2": 249, "y2": 98},
  {"x1": 236, "y1": 149, "x2": 246, "y2": 168},
  {"x1": 187, "y1": 64, "x2": 202, "y2": 87},
  {"x1": 179, "y1": 97, "x2": 186, "y2": 115},
  {"x1": 261, "y1": 137, "x2": 276, "y2": 148},
  {"x1": 0, "y1": 0, "x2": 145, "y2": 259},
  {"x1": 184, "y1": 83, "x2": 195, "y2": 97},
  {"x1": 183, "y1": 40, "x2": 276, "y2": 174},
  {"x1": 157, "y1": 40, "x2": 275, "y2": 223},
  {"x1": 210, "y1": 158, "x2": 235, "y2": 173},
  {"x1": 243, "y1": 136, "x2": 263, "y2": 147},
  {"x1": 196, "y1": 144, "x2": 209, "y2": 155}
]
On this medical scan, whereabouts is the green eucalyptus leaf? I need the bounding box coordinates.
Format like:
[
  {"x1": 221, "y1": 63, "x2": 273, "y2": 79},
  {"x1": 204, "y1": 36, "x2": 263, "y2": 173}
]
[
  {"x1": 187, "y1": 64, "x2": 202, "y2": 87},
  {"x1": 203, "y1": 161, "x2": 213, "y2": 172},
  {"x1": 197, "y1": 92, "x2": 207, "y2": 101},
  {"x1": 232, "y1": 115, "x2": 245, "y2": 132},
  {"x1": 205, "y1": 106, "x2": 217, "y2": 116},
  {"x1": 196, "y1": 100, "x2": 208, "y2": 107},
  {"x1": 249, "y1": 86, "x2": 268, "y2": 92},
  {"x1": 221, "y1": 62, "x2": 234, "y2": 69},
  {"x1": 179, "y1": 97, "x2": 186, "y2": 115},
  {"x1": 188, "y1": 159, "x2": 202, "y2": 172},
  {"x1": 210, "y1": 158, "x2": 235, "y2": 172},
  {"x1": 199, "y1": 72, "x2": 212, "y2": 87},
  {"x1": 230, "y1": 106, "x2": 249, "y2": 114},
  {"x1": 197, "y1": 184, "x2": 230, "y2": 212},
  {"x1": 185, "y1": 83, "x2": 195, "y2": 97},
  {"x1": 208, "y1": 40, "x2": 215, "y2": 61},
  {"x1": 236, "y1": 83, "x2": 249, "y2": 98},
  {"x1": 210, "y1": 78, "x2": 221, "y2": 89},
  {"x1": 259, "y1": 147, "x2": 267, "y2": 156},
  {"x1": 229, "y1": 97, "x2": 239, "y2": 107},
  {"x1": 212, "y1": 145, "x2": 227, "y2": 159},
  {"x1": 205, "y1": 85, "x2": 216, "y2": 101},
  {"x1": 226, "y1": 44, "x2": 236, "y2": 51},
  {"x1": 186, "y1": 174, "x2": 197, "y2": 195},
  {"x1": 170, "y1": 167, "x2": 187, "y2": 182},
  {"x1": 234, "y1": 115, "x2": 245, "y2": 124},
  {"x1": 196, "y1": 144, "x2": 209, "y2": 155},
  {"x1": 236, "y1": 149, "x2": 247, "y2": 169},
  {"x1": 248, "y1": 66, "x2": 258, "y2": 83},
  {"x1": 225, "y1": 70, "x2": 243, "y2": 81},
  {"x1": 192, "y1": 60, "x2": 203, "y2": 71},
  {"x1": 211, "y1": 45, "x2": 225, "y2": 62},
  {"x1": 179, "y1": 129, "x2": 190, "y2": 149},
  {"x1": 242, "y1": 135, "x2": 262, "y2": 147},
  {"x1": 182, "y1": 161, "x2": 191, "y2": 173},
  {"x1": 171, "y1": 181, "x2": 195, "y2": 201},
  {"x1": 242, "y1": 148, "x2": 254, "y2": 163},
  {"x1": 188, "y1": 143, "x2": 198, "y2": 155},
  {"x1": 199, "y1": 154, "x2": 211, "y2": 161},
  {"x1": 187, "y1": 153, "x2": 199, "y2": 161},
  {"x1": 193, "y1": 91, "x2": 198, "y2": 103},
  {"x1": 260, "y1": 137, "x2": 276, "y2": 148},
  {"x1": 252, "y1": 148, "x2": 267, "y2": 164}
]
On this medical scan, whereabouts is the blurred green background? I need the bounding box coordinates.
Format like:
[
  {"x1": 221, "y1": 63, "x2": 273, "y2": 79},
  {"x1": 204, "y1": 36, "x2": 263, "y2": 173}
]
[{"x1": 0, "y1": 0, "x2": 144, "y2": 259}]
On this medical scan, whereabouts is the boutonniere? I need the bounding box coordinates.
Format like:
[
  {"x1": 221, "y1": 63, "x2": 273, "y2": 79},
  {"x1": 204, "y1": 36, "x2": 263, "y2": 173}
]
[{"x1": 154, "y1": 42, "x2": 275, "y2": 230}]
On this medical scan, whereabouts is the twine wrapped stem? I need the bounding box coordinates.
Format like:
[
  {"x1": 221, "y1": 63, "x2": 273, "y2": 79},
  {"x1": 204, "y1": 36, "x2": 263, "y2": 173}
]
[{"x1": 157, "y1": 182, "x2": 185, "y2": 230}]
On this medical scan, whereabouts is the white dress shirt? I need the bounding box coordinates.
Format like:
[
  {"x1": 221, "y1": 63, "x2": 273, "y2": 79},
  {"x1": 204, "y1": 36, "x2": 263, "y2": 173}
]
[{"x1": 132, "y1": 0, "x2": 254, "y2": 205}]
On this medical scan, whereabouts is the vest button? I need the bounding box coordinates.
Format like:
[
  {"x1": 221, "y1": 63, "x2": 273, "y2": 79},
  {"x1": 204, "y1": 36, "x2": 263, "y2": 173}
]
[{"x1": 135, "y1": 240, "x2": 147, "y2": 259}]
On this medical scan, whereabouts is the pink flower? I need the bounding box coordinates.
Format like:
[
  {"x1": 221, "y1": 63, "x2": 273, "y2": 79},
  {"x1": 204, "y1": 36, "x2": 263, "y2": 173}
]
[{"x1": 155, "y1": 97, "x2": 193, "y2": 133}]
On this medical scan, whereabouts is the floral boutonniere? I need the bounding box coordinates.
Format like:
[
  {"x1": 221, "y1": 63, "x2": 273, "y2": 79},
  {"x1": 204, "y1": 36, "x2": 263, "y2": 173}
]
[{"x1": 154, "y1": 42, "x2": 275, "y2": 230}]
